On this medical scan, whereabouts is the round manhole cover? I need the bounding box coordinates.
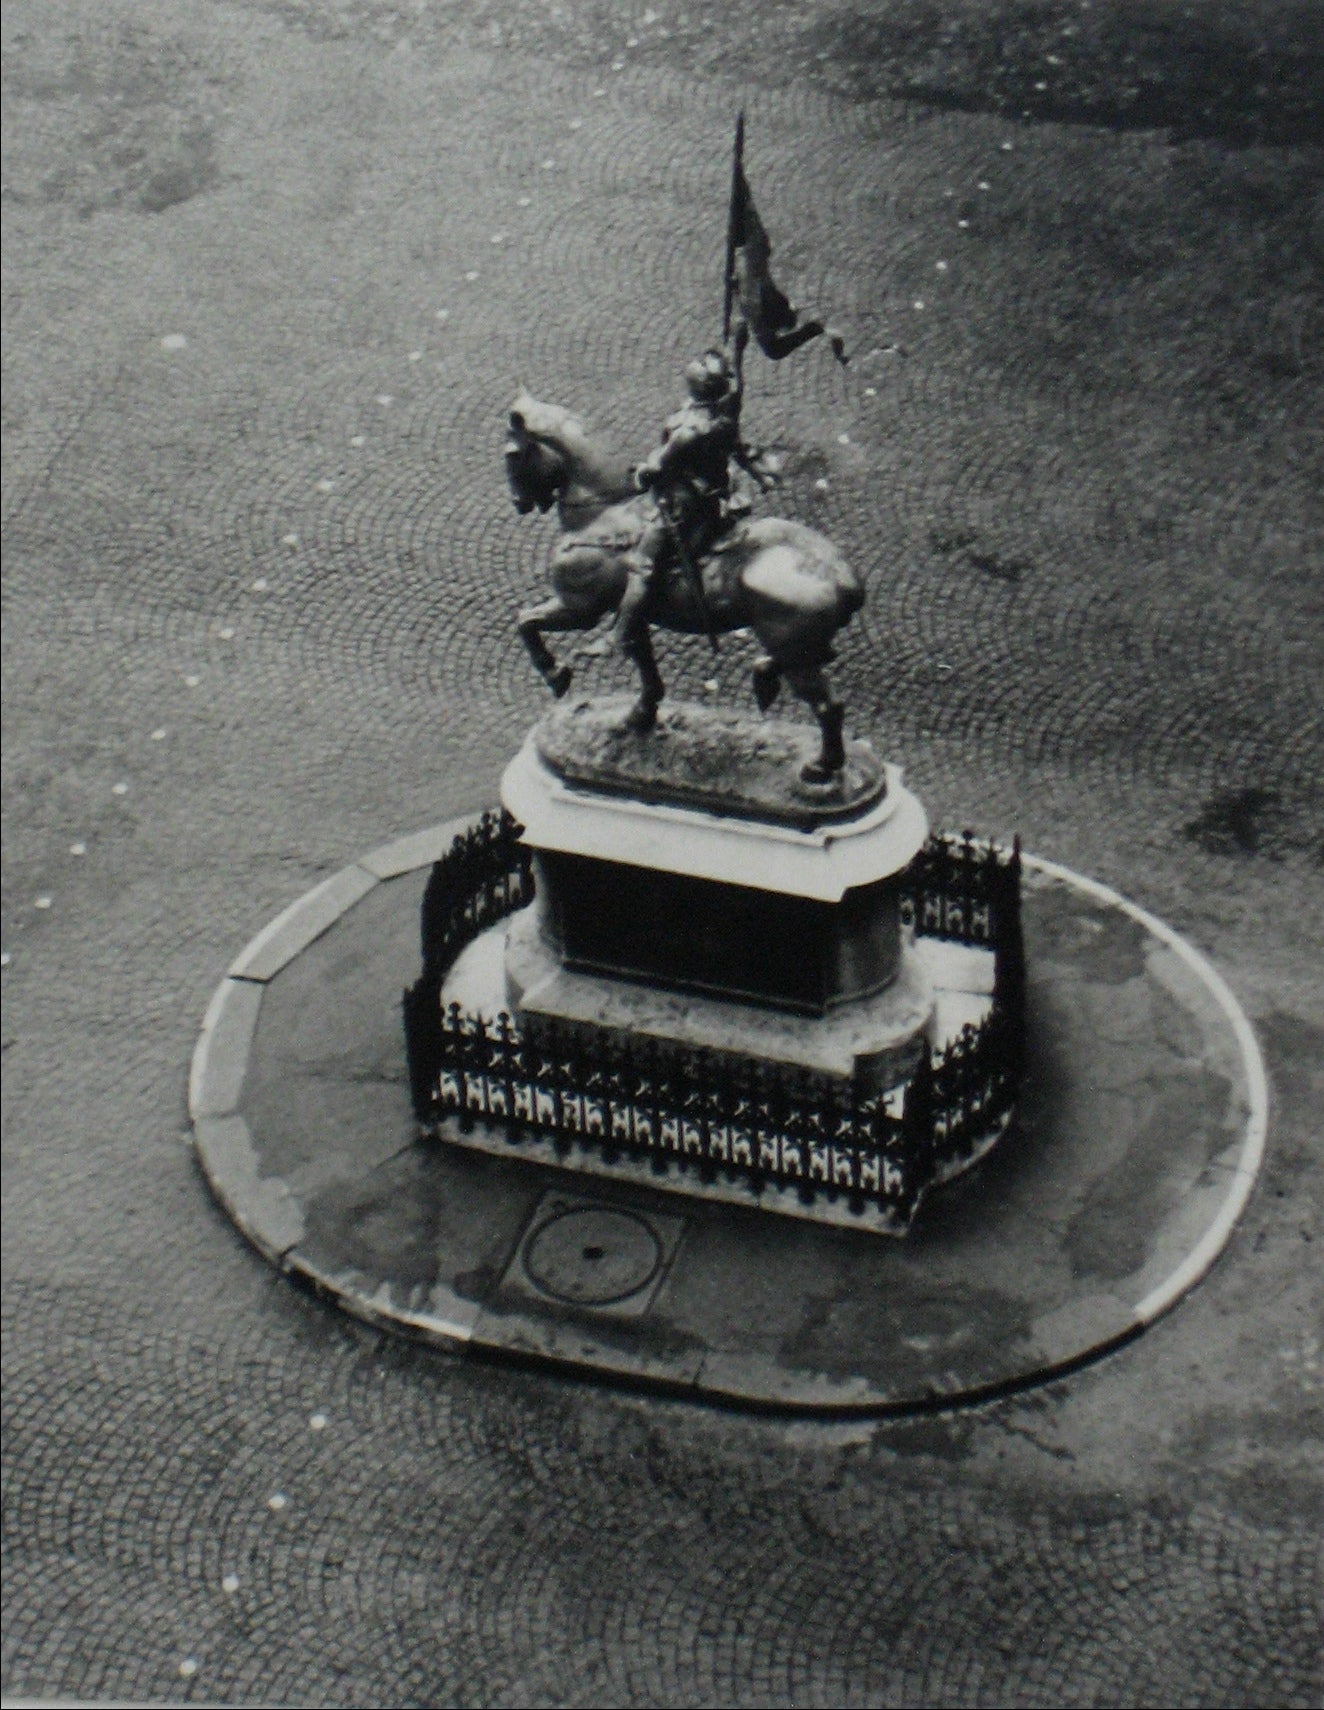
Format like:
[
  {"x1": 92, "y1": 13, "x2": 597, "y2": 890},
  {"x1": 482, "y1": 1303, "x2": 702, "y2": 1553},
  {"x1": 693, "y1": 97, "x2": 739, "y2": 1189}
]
[{"x1": 523, "y1": 1206, "x2": 663, "y2": 1306}]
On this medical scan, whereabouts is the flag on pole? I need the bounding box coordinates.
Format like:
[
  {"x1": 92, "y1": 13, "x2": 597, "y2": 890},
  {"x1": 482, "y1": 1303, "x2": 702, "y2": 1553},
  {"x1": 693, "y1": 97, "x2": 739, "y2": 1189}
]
[{"x1": 724, "y1": 118, "x2": 848, "y2": 366}]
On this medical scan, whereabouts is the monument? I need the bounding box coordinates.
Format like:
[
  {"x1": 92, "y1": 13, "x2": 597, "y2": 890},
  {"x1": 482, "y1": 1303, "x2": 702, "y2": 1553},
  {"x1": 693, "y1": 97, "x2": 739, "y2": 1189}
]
[
  {"x1": 402, "y1": 117, "x2": 1026, "y2": 1234},
  {"x1": 187, "y1": 117, "x2": 1267, "y2": 1408}
]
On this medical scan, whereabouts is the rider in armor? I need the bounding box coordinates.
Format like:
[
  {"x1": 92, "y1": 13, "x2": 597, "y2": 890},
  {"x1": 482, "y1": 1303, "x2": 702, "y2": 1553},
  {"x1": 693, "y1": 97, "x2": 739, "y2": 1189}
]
[{"x1": 615, "y1": 348, "x2": 743, "y2": 653}]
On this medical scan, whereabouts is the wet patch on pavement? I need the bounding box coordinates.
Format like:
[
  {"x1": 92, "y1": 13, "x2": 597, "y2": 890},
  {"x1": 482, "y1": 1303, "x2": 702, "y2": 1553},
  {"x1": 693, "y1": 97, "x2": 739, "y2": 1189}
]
[
  {"x1": 3, "y1": 17, "x2": 226, "y2": 217},
  {"x1": 1184, "y1": 785, "x2": 1285, "y2": 858}
]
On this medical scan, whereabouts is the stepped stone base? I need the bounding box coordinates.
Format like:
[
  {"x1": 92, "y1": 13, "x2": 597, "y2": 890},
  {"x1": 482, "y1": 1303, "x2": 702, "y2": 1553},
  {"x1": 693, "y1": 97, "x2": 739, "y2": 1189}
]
[
  {"x1": 501, "y1": 702, "x2": 931, "y2": 1020},
  {"x1": 492, "y1": 700, "x2": 939, "y2": 1211},
  {"x1": 505, "y1": 903, "x2": 935, "y2": 1093}
]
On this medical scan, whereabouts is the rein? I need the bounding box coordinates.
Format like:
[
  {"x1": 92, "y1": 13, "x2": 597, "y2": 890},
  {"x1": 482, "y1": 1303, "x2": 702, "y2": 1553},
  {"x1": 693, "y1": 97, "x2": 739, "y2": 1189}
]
[
  {"x1": 516, "y1": 420, "x2": 636, "y2": 516},
  {"x1": 521, "y1": 426, "x2": 575, "y2": 503},
  {"x1": 560, "y1": 492, "x2": 622, "y2": 517}
]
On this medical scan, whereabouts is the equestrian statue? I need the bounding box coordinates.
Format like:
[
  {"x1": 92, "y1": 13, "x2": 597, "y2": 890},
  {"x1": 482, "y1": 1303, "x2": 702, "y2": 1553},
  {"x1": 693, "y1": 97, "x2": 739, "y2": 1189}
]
[{"x1": 506, "y1": 114, "x2": 862, "y2": 785}]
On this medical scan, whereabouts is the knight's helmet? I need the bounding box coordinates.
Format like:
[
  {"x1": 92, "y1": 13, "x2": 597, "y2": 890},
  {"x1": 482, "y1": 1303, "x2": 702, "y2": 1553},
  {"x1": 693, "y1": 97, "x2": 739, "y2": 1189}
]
[{"x1": 684, "y1": 348, "x2": 737, "y2": 407}]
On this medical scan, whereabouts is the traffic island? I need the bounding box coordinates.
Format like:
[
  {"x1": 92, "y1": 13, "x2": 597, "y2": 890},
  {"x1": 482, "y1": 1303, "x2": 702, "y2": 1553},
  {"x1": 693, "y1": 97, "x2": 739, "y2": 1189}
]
[{"x1": 189, "y1": 815, "x2": 1266, "y2": 1413}]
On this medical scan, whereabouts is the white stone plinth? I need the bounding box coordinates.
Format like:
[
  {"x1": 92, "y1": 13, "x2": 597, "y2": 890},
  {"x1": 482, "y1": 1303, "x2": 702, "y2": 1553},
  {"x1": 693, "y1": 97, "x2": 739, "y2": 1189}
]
[
  {"x1": 500, "y1": 738, "x2": 929, "y2": 903},
  {"x1": 504, "y1": 904, "x2": 935, "y2": 1091}
]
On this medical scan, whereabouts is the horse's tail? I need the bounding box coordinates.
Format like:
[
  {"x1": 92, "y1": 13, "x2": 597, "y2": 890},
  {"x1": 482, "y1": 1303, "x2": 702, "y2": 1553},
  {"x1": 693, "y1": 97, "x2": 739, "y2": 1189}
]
[{"x1": 839, "y1": 568, "x2": 866, "y2": 619}]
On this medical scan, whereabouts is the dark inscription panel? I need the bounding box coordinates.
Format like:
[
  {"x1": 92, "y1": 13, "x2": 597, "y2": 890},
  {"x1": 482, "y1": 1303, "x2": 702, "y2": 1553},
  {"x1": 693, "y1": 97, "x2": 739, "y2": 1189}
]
[{"x1": 535, "y1": 852, "x2": 900, "y2": 1015}]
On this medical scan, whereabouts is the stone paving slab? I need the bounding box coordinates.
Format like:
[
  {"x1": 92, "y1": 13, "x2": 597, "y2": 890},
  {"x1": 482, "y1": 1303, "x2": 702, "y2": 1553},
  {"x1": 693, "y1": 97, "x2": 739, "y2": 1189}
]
[{"x1": 192, "y1": 818, "x2": 1266, "y2": 1413}]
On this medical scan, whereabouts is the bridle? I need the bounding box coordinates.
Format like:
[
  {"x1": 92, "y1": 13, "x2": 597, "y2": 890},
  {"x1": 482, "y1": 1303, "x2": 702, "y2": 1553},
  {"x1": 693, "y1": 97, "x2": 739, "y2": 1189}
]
[
  {"x1": 505, "y1": 424, "x2": 565, "y2": 510},
  {"x1": 508, "y1": 422, "x2": 633, "y2": 517}
]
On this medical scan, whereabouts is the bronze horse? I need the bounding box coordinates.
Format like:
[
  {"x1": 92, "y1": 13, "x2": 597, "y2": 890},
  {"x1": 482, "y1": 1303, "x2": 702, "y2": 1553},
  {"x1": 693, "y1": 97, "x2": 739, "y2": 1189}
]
[{"x1": 505, "y1": 392, "x2": 865, "y2": 781}]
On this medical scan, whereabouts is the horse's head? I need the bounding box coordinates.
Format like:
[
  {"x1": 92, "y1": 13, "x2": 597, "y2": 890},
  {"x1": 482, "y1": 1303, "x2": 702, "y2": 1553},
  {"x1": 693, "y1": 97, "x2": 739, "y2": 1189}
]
[
  {"x1": 505, "y1": 392, "x2": 638, "y2": 524},
  {"x1": 505, "y1": 393, "x2": 579, "y2": 515}
]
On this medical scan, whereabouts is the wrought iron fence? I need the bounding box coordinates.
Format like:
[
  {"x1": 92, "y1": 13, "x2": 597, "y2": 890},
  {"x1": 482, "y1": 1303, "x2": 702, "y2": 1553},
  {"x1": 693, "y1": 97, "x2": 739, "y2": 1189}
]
[{"x1": 403, "y1": 809, "x2": 1024, "y2": 1222}]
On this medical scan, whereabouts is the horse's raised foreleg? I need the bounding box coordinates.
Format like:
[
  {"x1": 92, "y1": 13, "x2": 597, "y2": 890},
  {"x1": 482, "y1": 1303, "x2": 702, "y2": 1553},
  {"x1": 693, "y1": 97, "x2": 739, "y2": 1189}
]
[
  {"x1": 517, "y1": 594, "x2": 592, "y2": 698},
  {"x1": 785, "y1": 665, "x2": 847, "y2": 783},
  {"x1": 623, "y1": 626, "x2": 665, "y2": 733}
]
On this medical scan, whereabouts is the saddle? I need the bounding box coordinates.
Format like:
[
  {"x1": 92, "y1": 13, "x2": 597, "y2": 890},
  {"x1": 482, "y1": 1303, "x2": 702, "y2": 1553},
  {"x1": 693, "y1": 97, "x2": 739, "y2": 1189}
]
[
  {"x1": 563, "y1": 492, "x2": 749, "y2": 563},
  {"x1": 566, "y1": 520, "x2": 646, "y2": 555}
]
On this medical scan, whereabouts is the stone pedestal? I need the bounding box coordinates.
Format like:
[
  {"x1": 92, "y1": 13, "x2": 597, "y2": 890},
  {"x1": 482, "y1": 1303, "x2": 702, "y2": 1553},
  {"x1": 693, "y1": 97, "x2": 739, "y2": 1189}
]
[{"x1": 500, "y1": 699, "x2": 934, "y2": 1091}]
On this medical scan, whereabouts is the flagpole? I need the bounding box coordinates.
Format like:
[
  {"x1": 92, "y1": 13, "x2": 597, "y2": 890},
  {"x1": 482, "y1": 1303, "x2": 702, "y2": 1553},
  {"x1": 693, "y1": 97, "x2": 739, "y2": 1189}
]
[{"x1": 721, "y1": 110, "x2": 745, "y2": 347}]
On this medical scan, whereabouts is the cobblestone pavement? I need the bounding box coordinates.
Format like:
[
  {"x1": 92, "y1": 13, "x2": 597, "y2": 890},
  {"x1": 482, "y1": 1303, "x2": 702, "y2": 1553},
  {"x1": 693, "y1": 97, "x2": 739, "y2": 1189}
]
[{"x1": 3, "y1": 1, "x2": 1322, "y2": 1704}]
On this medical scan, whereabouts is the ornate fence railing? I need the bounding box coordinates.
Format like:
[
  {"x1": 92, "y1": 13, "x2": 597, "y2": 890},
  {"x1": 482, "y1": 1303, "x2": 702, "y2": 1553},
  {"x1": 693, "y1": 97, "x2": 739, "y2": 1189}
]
[{"x1": 403, "y1": 810, "x2": 1024, "y2": 1223}]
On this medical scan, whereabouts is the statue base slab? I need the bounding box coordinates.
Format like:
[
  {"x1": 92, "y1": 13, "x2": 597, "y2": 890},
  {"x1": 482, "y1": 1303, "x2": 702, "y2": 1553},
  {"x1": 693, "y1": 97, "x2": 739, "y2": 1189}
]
[{"x1": 534, "y1": 694, "x2": 886, "y2": 829}]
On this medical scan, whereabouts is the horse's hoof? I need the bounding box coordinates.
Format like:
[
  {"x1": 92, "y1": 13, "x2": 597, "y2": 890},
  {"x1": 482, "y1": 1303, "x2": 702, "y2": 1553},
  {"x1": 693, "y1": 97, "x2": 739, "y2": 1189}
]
[
  {"x1": 548, "y1": 665, "x2": 574, "y2": 698},
  {"x1": 798, "y1": 762, "x2": 838, "y2": 787},
  {"x1": 624, "y1": 699, "x2": 660, "y2": 734}
]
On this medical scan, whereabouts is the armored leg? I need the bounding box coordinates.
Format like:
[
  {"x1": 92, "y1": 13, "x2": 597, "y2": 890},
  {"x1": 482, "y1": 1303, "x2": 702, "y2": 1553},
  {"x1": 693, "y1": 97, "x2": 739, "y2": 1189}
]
[
  {"x1": 614, "y1": 566, "x2": 653, "y2": 656},
  {"x1": 613, "y1": 518, "x2": 667, "y2": 657}
]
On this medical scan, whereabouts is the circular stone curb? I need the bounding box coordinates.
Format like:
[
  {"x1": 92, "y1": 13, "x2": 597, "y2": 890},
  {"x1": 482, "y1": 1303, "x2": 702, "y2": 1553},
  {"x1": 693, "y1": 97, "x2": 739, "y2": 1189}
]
[{"x1": 189, "y1": 817, "x2": 1268, "y2": 1413}]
